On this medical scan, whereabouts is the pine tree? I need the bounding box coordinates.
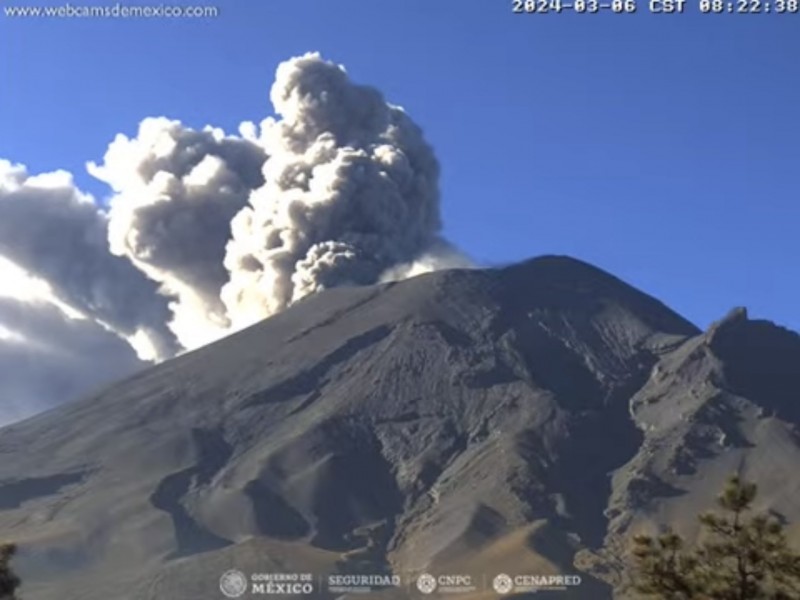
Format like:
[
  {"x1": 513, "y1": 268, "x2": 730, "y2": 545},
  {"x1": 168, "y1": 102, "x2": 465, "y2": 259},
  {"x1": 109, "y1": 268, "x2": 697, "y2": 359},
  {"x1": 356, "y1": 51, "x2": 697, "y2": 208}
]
[
  {"x1": 0, "y1": 543, "x2": 20, "y2": 600},
  {"x1": 631, "y1": 476, "x2": 800, "y2": 599}
]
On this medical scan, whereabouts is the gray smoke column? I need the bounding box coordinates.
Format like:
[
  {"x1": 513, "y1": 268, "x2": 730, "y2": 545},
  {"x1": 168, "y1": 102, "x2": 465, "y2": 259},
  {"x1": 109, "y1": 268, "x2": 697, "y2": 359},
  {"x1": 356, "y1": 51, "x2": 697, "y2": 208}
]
[
  {"x1": 0, "y1": 160, "x2": 178, "y2": 360},
  {"x1": 88, "y1": 118, "x2": 267, "y2": 349},
  {"x1": 1, "y1": 54, "x2": 468, "y2": 360},
  {"x1": 0, "y1": 53, "x2": 471, "y2": 425},
  {"x1": 221, "y1": 53, "x2": 467, "y2": 329}
]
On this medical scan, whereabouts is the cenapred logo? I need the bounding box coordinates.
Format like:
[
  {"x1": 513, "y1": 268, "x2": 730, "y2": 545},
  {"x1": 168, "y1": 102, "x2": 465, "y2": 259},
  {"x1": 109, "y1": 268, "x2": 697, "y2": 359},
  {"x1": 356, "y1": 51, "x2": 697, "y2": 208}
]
[
  {"x1": 492, "y1": 572, "x2": 582, "y2": 594},
  {"x1": 220, "y1": 569, "x2": 248, "y2": 598},
  {"x1": 416, "y1": 573, "x2": 438, "y2": 594},
  {"x1": 492, "y1": 573, "x2": 514, "y2": 594}
]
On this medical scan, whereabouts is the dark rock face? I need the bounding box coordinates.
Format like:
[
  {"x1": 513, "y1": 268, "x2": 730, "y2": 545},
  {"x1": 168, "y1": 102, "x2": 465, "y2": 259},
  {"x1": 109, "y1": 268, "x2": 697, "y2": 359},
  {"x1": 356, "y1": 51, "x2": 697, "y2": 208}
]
[{"x1": 0, "y1": 256, "x2": 797, "y2": 600}]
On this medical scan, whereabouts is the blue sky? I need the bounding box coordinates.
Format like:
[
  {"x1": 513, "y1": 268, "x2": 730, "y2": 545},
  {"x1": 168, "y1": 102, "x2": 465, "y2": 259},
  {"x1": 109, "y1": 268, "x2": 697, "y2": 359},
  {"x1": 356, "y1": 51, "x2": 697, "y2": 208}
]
[{"x1": 1, "y1": 0, "x2": 798, "y2": 331}]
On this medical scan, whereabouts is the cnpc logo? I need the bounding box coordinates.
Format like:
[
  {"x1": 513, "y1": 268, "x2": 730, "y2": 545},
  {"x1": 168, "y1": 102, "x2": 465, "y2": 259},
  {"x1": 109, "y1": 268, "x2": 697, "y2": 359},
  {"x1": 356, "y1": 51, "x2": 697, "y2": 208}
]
[{"x1": 415, "y1": 573, "x2": 475, "y2": 594}]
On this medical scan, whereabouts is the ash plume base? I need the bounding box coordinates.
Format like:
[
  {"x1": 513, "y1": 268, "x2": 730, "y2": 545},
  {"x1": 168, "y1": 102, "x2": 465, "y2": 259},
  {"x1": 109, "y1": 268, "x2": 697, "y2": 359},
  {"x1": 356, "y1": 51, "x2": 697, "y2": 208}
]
[{"x1": 0, "y1": 52, "x2": 470, "y2": 420}]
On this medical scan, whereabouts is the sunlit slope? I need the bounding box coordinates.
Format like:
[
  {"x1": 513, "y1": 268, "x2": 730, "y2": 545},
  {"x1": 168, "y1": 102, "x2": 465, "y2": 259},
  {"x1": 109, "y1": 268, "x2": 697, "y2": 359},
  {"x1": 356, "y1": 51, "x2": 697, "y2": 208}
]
[{"x1": 0, "y1": 256, "x2": 797, "y2": 600}]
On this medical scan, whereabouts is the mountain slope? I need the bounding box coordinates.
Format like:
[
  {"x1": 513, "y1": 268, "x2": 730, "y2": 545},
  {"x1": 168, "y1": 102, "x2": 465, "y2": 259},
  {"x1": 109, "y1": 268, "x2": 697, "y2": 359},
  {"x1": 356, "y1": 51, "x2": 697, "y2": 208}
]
[
  {"x1": 0, "y1": 256, "x2": 797, "y2": 600},
  {"x1": 588, "y1": 307, "x2": 800, "y2": 593}
]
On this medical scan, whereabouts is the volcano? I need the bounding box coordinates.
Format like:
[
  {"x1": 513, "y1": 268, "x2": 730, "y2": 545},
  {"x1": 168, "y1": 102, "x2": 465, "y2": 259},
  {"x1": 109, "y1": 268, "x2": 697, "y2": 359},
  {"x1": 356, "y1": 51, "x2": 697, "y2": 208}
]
[{"x1": 1, "y1": 256, "x2": 798, "y2": 599}]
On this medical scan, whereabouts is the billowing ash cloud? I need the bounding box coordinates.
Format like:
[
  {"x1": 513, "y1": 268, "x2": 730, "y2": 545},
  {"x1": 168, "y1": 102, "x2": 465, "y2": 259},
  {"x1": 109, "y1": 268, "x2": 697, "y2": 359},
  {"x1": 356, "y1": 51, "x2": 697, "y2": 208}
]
[
  {"x1": 0, "y1": 52, "x2": 470, "y2": 423},
  {"x1": 88, "y1": 118, "x2": 267, "y2": 348},
  {"x1": 221, "y1": 53, "x2": 465, "y2": 329},
  {"x1": 0, "y1": 160, "x2": 178, "y2": 360}
]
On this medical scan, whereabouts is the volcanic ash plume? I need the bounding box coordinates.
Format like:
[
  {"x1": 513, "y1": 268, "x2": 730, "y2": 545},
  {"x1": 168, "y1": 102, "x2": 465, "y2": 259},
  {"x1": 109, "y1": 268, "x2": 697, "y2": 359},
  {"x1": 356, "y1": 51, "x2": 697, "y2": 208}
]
[
  {"x1": 1, "y1": 53, "x2": 469, "y2": 364},
  {"x1": 0, "y1": 53, "x2": 471, "y2": 422},
  {"x1": 88, "y1": 118, "x2": 268, "y2": 349},
  {"x1": 221, "y1": 53, "x2": 465, "y2": 330},
  {"x1": 0, "y1": 160, "x2": 178, "y2": 360}
]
